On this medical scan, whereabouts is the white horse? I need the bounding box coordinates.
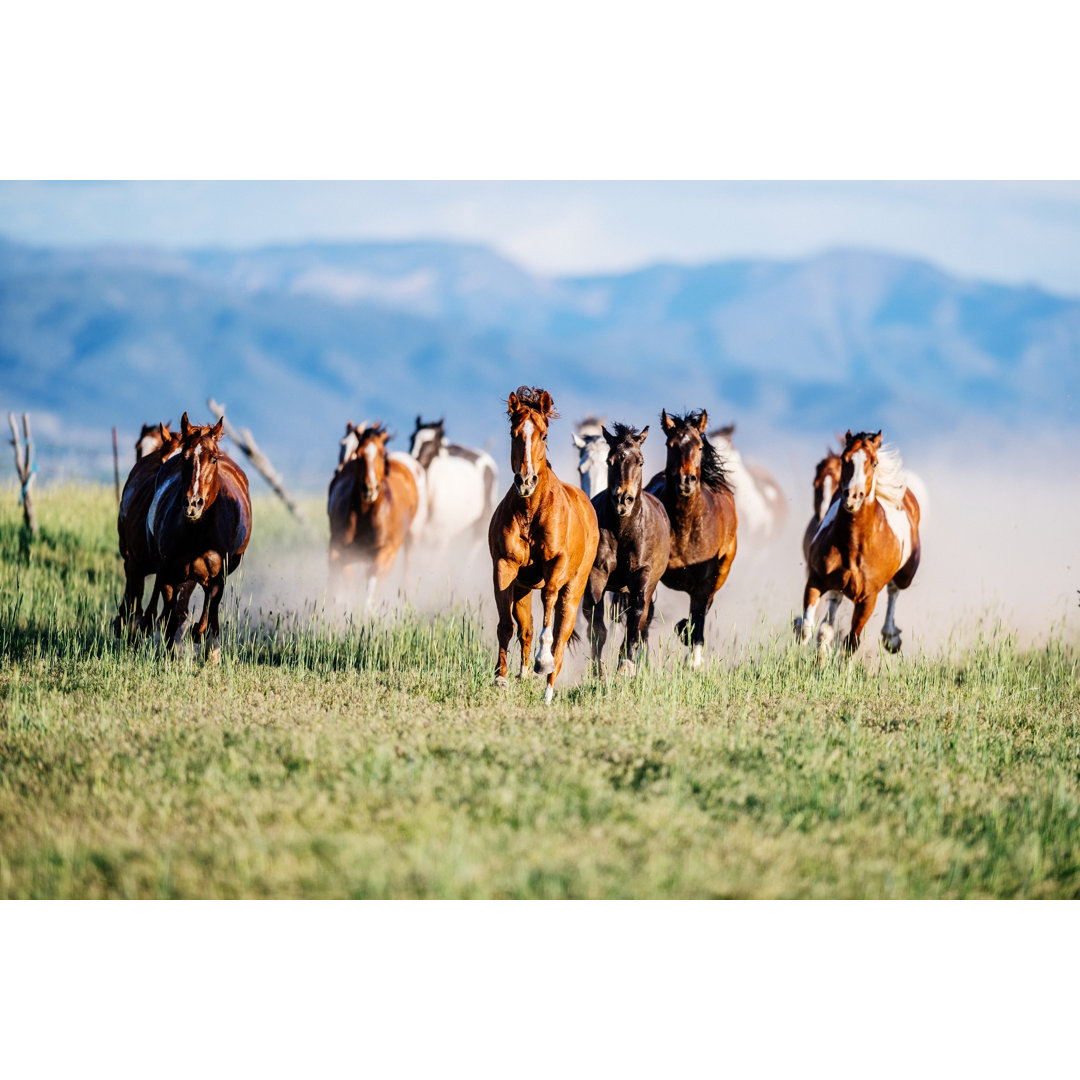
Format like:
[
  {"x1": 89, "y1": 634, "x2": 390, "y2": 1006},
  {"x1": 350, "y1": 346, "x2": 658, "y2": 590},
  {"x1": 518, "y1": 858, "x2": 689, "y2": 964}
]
[
  {"x1": 408, "y1": 416, "x2": 497, "y2": 549},
  {"x1": 708, "y1": 423, "x2": 787, "y2": 544},
  {"x1": 338, "y1": 419, "x2": 428, "y2": 548},
  {"x1": 572, "y1": 416, "x2": 608, "y2": 498}
]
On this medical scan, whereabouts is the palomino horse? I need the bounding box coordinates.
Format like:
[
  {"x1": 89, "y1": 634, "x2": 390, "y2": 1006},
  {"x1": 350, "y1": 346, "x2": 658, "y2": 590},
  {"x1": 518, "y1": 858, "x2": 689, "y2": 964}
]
[
  {"x1": 581, "y1": 423, "x2": 670, "y2": 677},
  {"x1": 148, "y1": 413, "x2": 253, "y2": 659},
  {"x1": 797, "y1": 430, "x2": 921, "y2": 655},
  {"x1": 646, "y1": 409, "x2": 738, "y2": 669},
  {"x1": 136, "y1": 421, "x2": 173, "y2": 461},
  {"x1": 409, "y1": 416, "x2": 498, "y2": 548},
  {"x1": 328, "y1": 424, "x2": 420, "y2": 605},
  {"x1": 571, "y1": 415, "x2": 608, "y2": 498},
  {"x1": 115, "y1": 423, "x2": 182, "y2": 635},
  {"x1": 708, "y1": 423, "x2": 787, "y2": 543},
  {"x1": 489, "y1": 387, "x2": 599, "y2": 705}
]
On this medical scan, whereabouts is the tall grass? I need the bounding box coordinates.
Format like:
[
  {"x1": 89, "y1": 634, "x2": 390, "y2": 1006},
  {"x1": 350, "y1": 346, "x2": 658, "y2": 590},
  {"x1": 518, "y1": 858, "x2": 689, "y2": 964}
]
[{"x1": 1, "y1": 484, "x2": 1078, "y2": 898}]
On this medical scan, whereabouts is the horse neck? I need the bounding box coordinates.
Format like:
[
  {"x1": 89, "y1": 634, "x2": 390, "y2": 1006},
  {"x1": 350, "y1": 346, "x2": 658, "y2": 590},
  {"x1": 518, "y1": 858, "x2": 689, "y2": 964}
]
[{"x1": 831, "y1": 494, "x2": 880, "y2": 548}]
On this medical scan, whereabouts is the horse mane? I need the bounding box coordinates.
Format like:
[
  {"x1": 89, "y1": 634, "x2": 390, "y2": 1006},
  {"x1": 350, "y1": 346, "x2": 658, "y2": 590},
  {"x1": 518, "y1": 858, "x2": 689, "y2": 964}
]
[
  {"x1": 608, "y1": 421, "x2": 641, "y2": 444},
  {"x1": 669, "y1": 411, "x2": 732, "y2": 494},
  {"x1": 874, "y1": 444, "x2": 908, "y2": 509},
  {"x1": 510, "y1": 386, "x2": 559, "y2": 420}
]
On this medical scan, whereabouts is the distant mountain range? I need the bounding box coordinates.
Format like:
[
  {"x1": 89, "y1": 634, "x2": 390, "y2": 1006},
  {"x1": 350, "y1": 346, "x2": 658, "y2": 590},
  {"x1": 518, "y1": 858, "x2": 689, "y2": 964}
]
[{"x1": 1, "y1": 235, "x2": 1076, "y2": 485}]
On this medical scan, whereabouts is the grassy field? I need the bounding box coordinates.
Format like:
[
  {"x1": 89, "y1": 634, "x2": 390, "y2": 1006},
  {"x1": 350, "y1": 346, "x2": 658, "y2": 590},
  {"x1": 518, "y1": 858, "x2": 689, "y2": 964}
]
[{"x1": 1, "y1": 484, "x2": 1078, "y2": 898}]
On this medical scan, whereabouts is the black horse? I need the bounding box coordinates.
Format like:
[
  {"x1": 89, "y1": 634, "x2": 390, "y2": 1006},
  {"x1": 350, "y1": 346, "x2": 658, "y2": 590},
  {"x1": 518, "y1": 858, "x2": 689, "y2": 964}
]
[{"x1": 582, "y1": 423, "x2": 671, "y2": 675}]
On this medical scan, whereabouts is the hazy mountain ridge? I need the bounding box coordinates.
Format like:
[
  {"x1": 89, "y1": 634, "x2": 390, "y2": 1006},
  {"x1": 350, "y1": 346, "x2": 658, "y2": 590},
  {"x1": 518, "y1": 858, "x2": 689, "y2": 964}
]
[{"x1": 1, "y1": 236, "x2": 1076, "y2": 483}]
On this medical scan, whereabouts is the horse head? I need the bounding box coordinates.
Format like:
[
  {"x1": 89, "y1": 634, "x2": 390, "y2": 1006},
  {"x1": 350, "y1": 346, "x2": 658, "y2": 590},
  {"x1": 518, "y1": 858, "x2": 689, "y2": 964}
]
[
  {"x1": 339, "y1": 419, "x2": 371, "y2": 467},
  {"x1": 410, "y1": 415, "x2": 446, "y2": 469},
  {"x1": 572, "y1": 430, "x2": 607, "y2": 497},
  {"x1": 178, "y1": 412, "x2": 225, "y2": 522},
  {"x1": 839, "y1": 430, "x2": 882, "y2": 513},
  {"x1": 661, "y1": 408, "x2": 711, "y2": 497},
  {"x1": 136, "y1": 421, "x2": 171, "y2": 461},
  {"x1": 603, "y1": 423, "x2": 648, "y2": 518},
  {"x1": 812, "y1": 449, "x2": 843, "y2": 521},
  {"x1": 507, "y1": 386, "x2": 556, "y2": 498},
  {"x1": 355, "y1": 425, "x2": 390, "y2": 505}
]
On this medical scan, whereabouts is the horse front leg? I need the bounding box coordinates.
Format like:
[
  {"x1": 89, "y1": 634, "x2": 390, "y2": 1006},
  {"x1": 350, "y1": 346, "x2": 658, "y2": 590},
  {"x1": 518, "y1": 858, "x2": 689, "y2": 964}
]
[
  {"x1": 168, "y1": 580, "x2": 199, "y2": 654},
  {"x1": 533, "y1": 558, "x2": 567, "y2": 678},
  {"x1": 795, "y1": 581, "x2": 823, "y2": 645},
  {"x1": 543, "y1": 584, "x2": 583, "y2": 705},
  {"x1": 845, "y1": 592, "x2": 879, "y2": 654},
  {"x1": 582, "y1": 568, "x2": 609, "y2": 677},
  {"x1": 880, "y1": 582, "x2": 903, "y2": 653},
  {"x1": 512, "y1": 587, "x2": 534, "y2": 680},
  {"x1": 619, "y1": 569, "x2": 652, "y2": 676},
  {"x1": 815, "y1": 590, "x2": 843, "y2": 653},
  {"x1": 492, "y1": 559, "x2": 517, "y2": 688}
]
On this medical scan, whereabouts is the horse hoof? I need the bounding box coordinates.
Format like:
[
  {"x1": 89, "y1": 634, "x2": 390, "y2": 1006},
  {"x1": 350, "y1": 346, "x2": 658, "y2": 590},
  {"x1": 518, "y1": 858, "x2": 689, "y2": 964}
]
[
  {"x1": 690, "y1": 645, "x2": 703, "y2": 670},
  {"x1": 816, "y1": 623, "x2": 834, "y2": 648},
  {"x1": 207, "y1": 646, "x2": 222, "y2": 666},
  {"x1": 617, "y1": 659, "x2": 636, "y2": 677},
  {"x1": 494, "y1": 675, "x2": 509, "y2": 690},
  {"x1": 543, "y1": 684, "x2": 554, "y2": 705},
  {"x1": 534, "y1": 654, "x2": 555, "y2": 676},
  {"x1": 882, "y1": 630, "x2": 902, "y2": 654}
]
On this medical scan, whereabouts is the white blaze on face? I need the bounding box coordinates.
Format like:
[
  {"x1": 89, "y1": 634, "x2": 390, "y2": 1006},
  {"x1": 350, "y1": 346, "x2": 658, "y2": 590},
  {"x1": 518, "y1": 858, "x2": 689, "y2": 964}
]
[
  {"x1": 522, "y1": 419, "x2": 534, "y2": 478},
  {"x1": 364, "y1": 441, "x2": 379, "y2": 486},
  {"x1": 191, "y1": 445, "x2": 203, "y2": 493},
  {"x1": 137, "y1": 435, "x2": 158, "y2": 458},
  {"x1": 847, "y1": 450, "x2": 867, "y2": 502}
]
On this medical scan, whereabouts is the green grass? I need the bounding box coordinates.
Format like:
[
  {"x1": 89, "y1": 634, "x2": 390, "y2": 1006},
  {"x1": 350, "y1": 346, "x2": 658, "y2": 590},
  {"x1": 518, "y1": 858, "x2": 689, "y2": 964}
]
[{"x1": 1, "y1": 484, "x2": 1079, "y2": 898}]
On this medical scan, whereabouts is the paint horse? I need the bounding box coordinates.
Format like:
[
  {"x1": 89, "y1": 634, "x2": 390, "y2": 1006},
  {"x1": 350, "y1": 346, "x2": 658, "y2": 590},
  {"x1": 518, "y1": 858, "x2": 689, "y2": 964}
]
[
  {"x1": 147, "y1": 413, "x2": 253, "y2": 659},
  {"x1": 801, "y1": 448, "x2": 843, "y2": 563},
  {"x1": 489, "y1": 387, "x2": 599, "y2": 704},
  {"x1": 136, "y1": 421, "x2": 173, "y2": 461},
  {"x1": 571, "y1": 415, "x2": 608, "y2": 498},
  {"x1": 708, "y1": 423, "x2": 787, "y2": 543},
  {"x1": 328, "y1": 424, "x2": 420, "y2": 605},
  {"x1": 409, "y1": 416, "x2": 498, "y2": 548},
  {"x1": 581, "y1": 424, "x2": 670, "y2": 677},
  {"x1": 646, "y1": 409, "x2": 738, "y2": 669},
  {"x1": 115, "y1": 423, "x2": 182, "y2": 636},
  {"x1": 339, "y1": 419, "x2": 428, "y2": 545},
  {"x1": 796, "y1": 430, "x2": 921, "y2": 655}
]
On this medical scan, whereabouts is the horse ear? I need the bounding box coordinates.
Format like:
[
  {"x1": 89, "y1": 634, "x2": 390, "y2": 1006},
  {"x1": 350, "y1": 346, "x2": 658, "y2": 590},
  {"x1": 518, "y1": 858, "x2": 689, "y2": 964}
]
[
  {"x1": 439, "y1": 416, "x2": 445, "y2": 429},
  {"x1": 415, "y1": 414, "x2": 422, "y2": 429},
  {"x1": 508, "y1": 392, "x2": 519, "y2": 415},
  {"x1": 571, "y1": 432, "x2": 586, "y2": 449},
  {"x1": 180, "y1": 412, "x2": 191, "y2": 437},
  {"x1": 602, "y1": 426, "x2": 617, "y2": 447},
  {"x1": 540, "y1": 390, "x2": 553, "y2": 417},
  {"x1": 660, "y1": 409, "x2": 674, "y2": 432},
  {"x1": 844, "y1": 429, "x2": 853, "y2": 445},
  {"x1": 696, "y1": 410, "x2": 708, "y2": 432},
  {"x1": 872, "y1": 430, "x2": 882, "y2": 448},
  {"x1": 211, "y1": 416, "x2": 224, "y2": 441},
  {"x1": 637, "y1": 426, "x2": 649, "y2": 444},
  {"x1": 345, "y1": 419, "x2": 354, "y2": 434},
  {"x1": 160, "y1": 421, "x2": 170, "y2": 437}
]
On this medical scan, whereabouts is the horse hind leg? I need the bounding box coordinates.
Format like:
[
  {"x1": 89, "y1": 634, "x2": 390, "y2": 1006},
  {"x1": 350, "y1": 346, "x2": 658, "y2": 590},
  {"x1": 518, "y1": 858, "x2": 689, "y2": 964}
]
[
  {"x1": 513, "y1": 588, "x2": 534, "y2": 680},
  {"x1": 815, "y1": 591, "x2": 842, "y2": 655},
  {"x1": 880, "y1": 582, "x2": 903, "y2": 654}
]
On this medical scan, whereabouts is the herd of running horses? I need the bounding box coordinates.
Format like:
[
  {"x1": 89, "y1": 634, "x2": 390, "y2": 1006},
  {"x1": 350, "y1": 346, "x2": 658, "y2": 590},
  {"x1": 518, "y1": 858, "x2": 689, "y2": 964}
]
[{"x1": 115, "y1": 386, "x2": 923, "y2": 703}]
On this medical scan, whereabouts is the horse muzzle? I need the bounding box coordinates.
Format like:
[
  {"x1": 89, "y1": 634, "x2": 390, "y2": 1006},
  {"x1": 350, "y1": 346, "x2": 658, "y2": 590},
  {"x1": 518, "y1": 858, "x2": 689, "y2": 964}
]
[
  {"x1": 843, "y1": 493, "x2": 865, "y2": 512},
  {"x1": 364, "y1": 485, "x2": 380, "y2": 503},
  {"x1": 514, "y1": 472, "x2": 537, "y2": 497},
  {"x1": 615, "y1": 494, "x2": 635, "y2": 517},
  {"x1": 678, "y1": 475, "x2": 698, "y2": 496},
  {"x1": 184, "y1": 497, "x2": 205, "y2": 521}
]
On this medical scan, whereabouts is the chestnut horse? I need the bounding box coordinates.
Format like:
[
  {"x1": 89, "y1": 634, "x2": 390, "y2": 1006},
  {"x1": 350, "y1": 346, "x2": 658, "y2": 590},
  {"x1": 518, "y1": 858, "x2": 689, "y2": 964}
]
[
  {"x1": 801, "y1": 448, "x2": 842, "y2": 563},
  {"x1": 148, "y1": 413, "x2": 253, "y2": 659},
  {"x1": 115, "y1": 423, "x2": 182, "y2": 635},
  {"x1": 581, "y1": 423, "x2": 670, "y2": 677},
  {"x1": 797, "y1": 430, "x2": 921, "y2": 655},
  {"x1": 328, "y1": 424, "x2": 419, "y2": 605},
  {"x1": 488, "y1": 387, "x2": 599, "y2": 704},
  {"x1": 646, "y1": 409, "x2": 738, "y2": 669}
]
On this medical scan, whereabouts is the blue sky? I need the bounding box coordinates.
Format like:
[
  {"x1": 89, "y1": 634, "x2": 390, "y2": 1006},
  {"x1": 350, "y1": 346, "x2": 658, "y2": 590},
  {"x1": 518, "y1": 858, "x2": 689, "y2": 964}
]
[{"x1": 4, "y1": 181, "x2": 1080, "y2": 295}]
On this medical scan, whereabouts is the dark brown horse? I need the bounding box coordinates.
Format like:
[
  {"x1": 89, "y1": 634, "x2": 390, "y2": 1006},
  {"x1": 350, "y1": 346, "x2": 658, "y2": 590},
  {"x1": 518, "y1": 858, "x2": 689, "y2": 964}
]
[
  {"x1": 801, "y1": 448, "x2": 843, "y2": 563},
  {"x1": 646, "y1": 409, "x2": 738, "y2": 669},
  {"x1": 136, "y1": 421, "x2": 172, "y2": 461},
  {"x1": 149, "y1": 413, "x2": 253, "y2": 659},
  {"x1": 115, "y1": 423, "x2": 182, "y2": 636},
  {"x1": 797, "y1": 430, "x2": 921, "y2": 655},
  {"x1": 328, "y1": 424, "x2": 419, "y2": 605},
  {"x1": 582, "y1": 423, "x2": 670, "y2": 677},
  {"x1": 488, "y1": 387, "x2": 599, "y2": 704}
]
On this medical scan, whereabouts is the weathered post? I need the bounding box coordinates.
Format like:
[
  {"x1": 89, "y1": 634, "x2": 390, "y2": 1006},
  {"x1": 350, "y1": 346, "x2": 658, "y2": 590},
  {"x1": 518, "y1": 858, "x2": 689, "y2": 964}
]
[
  {"x1": 207, "y1": 398, "x2": 307, "y2": 524},
  {"x1": 8, "y1": 412, "x2": 39, "y2": 536}
]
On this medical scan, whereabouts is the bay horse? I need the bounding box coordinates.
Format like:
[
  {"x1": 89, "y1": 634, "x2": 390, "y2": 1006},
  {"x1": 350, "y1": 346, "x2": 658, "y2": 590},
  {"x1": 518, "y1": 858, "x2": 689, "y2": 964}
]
[
  {"x1": 708, "y1": 423, "x2": 787, "y2": 543},
  {"x1": 489, "y1": 387, "x2": 599, "y2": 705},
  {"x1": 646, "y1": 409, "x2": 738, "y2": 669},
  {"x1": 328, "y1": 424, "x2": 420, "y2": 605},
  {"x1": 115, "y1": 423, "x2": 182, "y2": 636},
  {"x1": 581, "y1": 423, "x2": 670, "y2": 677},
  {"x1": 571, "y1": 415, "x2": 608, "y2": 498},
  {"x1": 796, "y1": 430, "x2": 921, "y2": 655},
  {"x1": 148, "y1": 413, "x2": 253, "y2": 659},
  {"x1": 409, "y1": 416, "x2": 498, "y2": 548},
  {"x1": 136, "y1": 421, "x2": 173, "y2": 461}
]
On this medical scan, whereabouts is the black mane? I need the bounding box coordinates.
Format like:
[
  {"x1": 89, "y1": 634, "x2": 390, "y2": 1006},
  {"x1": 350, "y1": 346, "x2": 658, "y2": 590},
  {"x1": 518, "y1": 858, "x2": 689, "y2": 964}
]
[{"x1": 510, "y1": 385, "x2": 559, "y2": 419}]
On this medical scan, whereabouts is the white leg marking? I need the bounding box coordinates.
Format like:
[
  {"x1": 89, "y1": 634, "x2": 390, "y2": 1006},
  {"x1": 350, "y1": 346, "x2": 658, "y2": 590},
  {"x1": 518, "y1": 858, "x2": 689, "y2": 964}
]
[
  {"x1": 543, "y1": 682, "x2": 554, "y2": 705},
  {"x1": 535, "y1": 622, "x2": 555, "y2": 674},
  {"x1": 798, "y1": 596, "x2": 820, "y2": 642},
  {"x1": 691, "y1": 643, "x2": 703, "y2": 670}
]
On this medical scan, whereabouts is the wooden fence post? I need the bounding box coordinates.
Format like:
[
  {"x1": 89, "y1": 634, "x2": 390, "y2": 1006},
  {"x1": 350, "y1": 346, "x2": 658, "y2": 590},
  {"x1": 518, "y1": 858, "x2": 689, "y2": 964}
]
[
  {"x1": 8, "y1": 412, "x2": 39, "y2": 536},
  {"x1": 207, "y1": 398, "x2": 307, "y2": 524}
]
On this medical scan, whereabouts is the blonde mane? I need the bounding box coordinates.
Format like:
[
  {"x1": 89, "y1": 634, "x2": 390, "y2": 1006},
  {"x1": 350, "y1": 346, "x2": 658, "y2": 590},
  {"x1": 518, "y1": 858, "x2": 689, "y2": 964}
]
[{"x1": 873, "y1": 444, "x2": 907, "y2": 510}]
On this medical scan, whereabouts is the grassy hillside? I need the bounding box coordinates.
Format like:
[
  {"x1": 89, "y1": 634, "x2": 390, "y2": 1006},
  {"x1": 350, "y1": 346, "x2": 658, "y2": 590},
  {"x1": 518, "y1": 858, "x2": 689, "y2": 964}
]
[{"x1": 1, "y1": 485, "x2": 1078, "y2": 898}]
